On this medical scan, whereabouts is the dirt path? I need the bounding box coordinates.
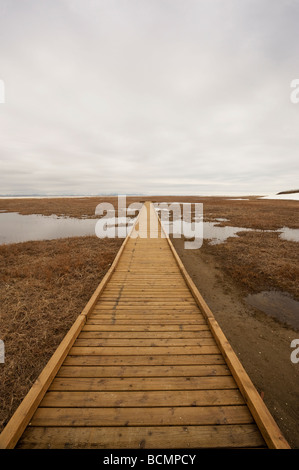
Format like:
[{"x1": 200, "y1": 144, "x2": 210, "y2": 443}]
[{"x1": 172, "y1": 238, "x2": 299, "y2": 449}]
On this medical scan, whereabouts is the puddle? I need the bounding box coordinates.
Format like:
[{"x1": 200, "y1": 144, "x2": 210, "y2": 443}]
[
  {"x1": 0, "y1": 212, "x2": 97, "y2": 244},
  {"x1": 155, "y1": 206, "x2": 254, "y2": 245},
  {"x1": 202, "y1": 222, "x2": 253, "y2": 245},
  {"x1": 277, "y1": 227, "x2": 299, "y2": 242},
  {"x1": 246, "y1": 291, "x2": 299, "y2": 331},
  {"x1": 156, "y1": 206, "x2": 299, "y2": 245},
  {"x1": 0, "y1": 212, "x2": 136, "y2": 245},
  {"x1": 156, "y1": 218, "x2": 253, "y2": 245}
]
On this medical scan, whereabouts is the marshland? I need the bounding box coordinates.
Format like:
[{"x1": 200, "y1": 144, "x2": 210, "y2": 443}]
[{"x1": 0, "y1": 195, "x2": 298, "y2": 447}]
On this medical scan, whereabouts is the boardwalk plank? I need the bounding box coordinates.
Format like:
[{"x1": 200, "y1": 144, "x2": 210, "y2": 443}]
[
  {"x1": 73, "y1": 338, "x2": 217, "y2": 347},
  {"x1": 57, "y1": 364, "x2": 230, "y2": 377},
  {"x1": 40, "y1": 389, "x2": 245, "y2": 407},
  {"x1": 30, "y1": 405, "x2": 253, "y2": 427},
  {"x1": 63, "y1": 354, "x2": 226, "y2": 366},
  {"x1": 49, "y1": 376, "x2": 237, "y2": 391},
  {"x1": 17, "y1": 425, "x2": 265, "y2": 449},
  {"x1": 78, "y1": 330, "x2": 213, "y2": 339},
  {"x1": 69, "y1": 346, "x2": 221, "y2": 355}
]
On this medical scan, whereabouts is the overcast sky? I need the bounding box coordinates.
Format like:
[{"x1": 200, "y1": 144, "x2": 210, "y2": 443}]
[{"x1": 0, "y1": 0, "x2": 298, "y2": 196}]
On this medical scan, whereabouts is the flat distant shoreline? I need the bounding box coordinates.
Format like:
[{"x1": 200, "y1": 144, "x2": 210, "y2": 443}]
[
  {"x1": 0, "y1": 193, "x2": 265, "y2": 198},
  {"x1": 0, "y1": 195, "x2": 106, "y2": 199},
  {"x1": 0, "y1": 193, "x2": 299, "y2": 201}
]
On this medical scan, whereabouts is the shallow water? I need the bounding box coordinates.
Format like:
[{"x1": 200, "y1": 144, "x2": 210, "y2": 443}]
[
  {"x1": 0, "y1": 212, "x2": 136, "y2": 245},
  {"x1": 246, "y1": 291, "x2": 299, "y2": 331},
  {"x1": 1, "y1": 210, "x2": 298, "y2": 245},
  {"x1": 0, "y1": 212, "x2": 97, "y2": 244},
  {"x1": 201, "y1": 221, "x2": 254, "y2": 245},
  {"x1": 277, "y1": 227, "x2": 299, "y2": 242},
  {"x1": 158, "y1": 216, "x2": 254, "y2": 245},
  {"x1": 160, "y1": 218, "x2": 299, "y2": 244},
  {"x1": 259, "y1": 193, "x2": 299, "y2": 201}
]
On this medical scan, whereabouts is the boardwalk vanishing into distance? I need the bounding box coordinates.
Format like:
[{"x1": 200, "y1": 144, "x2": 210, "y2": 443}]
[{"x1": 0, "y1": 202, "x2": 290, "y2": 449}]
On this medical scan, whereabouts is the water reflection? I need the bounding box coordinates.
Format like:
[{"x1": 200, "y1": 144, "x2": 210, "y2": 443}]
[
  {"x1": 0, "y1": 212, "x2": 136, "y2": 245},
  {"x1": 155, "y1": 205, "x2": 299, "y2": 244},
  {"x1": 246, "y1": 291, "x2": 299, "y2": 331},
  {"x1": 278, "y1": 227, "x2": 299, "y2": 242},
  {"x1": 155, "y1": 207, "x2": 253, "y2": 245},
  {"x1": 0, "y1": 209, "x2": 298, "y2": 246},
  {"x1": 161, "y1": 219, "x2": 253, "y2": 245}
]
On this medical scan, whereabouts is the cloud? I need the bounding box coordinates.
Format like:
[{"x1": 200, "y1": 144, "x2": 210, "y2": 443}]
[{"x1": 0, "y1": 0, "x2": 298, "y2": 196}]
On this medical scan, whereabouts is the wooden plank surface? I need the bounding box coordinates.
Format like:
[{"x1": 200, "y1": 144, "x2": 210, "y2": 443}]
[
  {"x1": 16, "y1": 424, "x2": 265, "y2": 449},
  {"x1": 30, "y1": 405, "x2": 253, "y2": 427},
  {"x1": 57, "y1": 364, "x2": 230, "y2": 377},
  {"x1": 48, "y1": 375, "x2": 237, "y2": 391},
  {"x1": 39, "y1": 389, "x2": 245, "y2": 407},
  {"x1": 62, "y1": 354, "x2": 226, "y2": 366}
]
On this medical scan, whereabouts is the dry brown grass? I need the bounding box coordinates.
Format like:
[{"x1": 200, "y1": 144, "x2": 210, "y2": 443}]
[
  {"x1": 0, "y1": 236, "x2": 122, "y2": 432},
  {"x1": 0, "y1": 196, "x2": 149, "y2": 218},
  {"x1": 197, "y1": 197, "x2": 299, "y2": 230},
  {"x1": 1, "y1": 195, "x2": 298, "y2": 228},
  {"x1": 201, "y1": 231, "x2": 299, "y2": 300}
]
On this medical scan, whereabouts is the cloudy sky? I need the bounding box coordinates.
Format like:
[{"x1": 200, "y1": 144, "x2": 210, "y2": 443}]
[{"x1": 0, "y1": 0, "x2": 298, "y2": 196}]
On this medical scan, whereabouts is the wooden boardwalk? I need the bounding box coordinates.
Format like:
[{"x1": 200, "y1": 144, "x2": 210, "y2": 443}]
[{"x1": 0, "y1": 202, "x2": 290, "y2": 449}]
